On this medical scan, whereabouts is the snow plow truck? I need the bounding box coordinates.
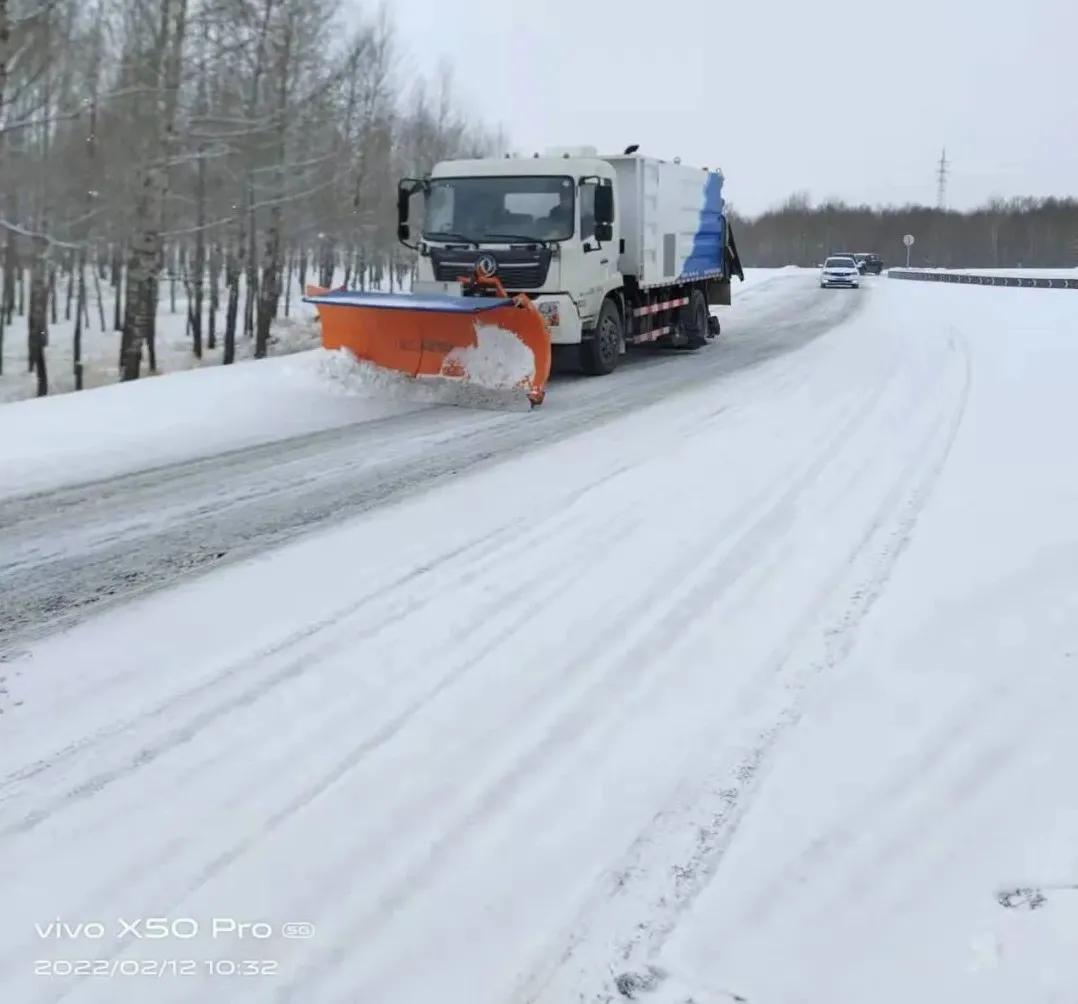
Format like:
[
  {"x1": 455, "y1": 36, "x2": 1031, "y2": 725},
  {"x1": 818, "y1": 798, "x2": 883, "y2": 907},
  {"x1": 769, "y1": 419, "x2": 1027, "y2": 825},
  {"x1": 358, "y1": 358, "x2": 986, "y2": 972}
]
[{"x1": 304, "y1": 144, "x2": 744, "y2": 408}]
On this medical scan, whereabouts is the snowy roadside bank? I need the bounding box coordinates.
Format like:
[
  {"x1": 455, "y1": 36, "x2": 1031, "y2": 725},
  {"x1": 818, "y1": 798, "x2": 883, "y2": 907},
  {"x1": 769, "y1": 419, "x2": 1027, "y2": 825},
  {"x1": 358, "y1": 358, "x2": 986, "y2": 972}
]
[{"x1": 0, "y1": 350, "x2": 428, "y2": 501}]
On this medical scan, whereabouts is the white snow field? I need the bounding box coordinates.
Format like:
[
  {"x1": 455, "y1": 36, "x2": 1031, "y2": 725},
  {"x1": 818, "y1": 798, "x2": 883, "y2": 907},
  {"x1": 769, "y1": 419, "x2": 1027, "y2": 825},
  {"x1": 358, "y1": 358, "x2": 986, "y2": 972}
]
[
  {"x1": 0, "y1": 272, "x2": 327, "y2": 405},
  {"x1": 1, "y1": 272, "x2": 1076, "y2": 1004}
]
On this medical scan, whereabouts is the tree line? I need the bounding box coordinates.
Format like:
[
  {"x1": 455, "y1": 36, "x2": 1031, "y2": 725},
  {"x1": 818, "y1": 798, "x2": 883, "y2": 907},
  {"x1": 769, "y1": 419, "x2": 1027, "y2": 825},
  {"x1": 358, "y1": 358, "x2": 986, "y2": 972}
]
[
  {"x1": 730, "y1": 192, "x2": 1078, "y2": 270},
  {"x1": 0, "y1": 0, "x2": 501, "y2": 396}
]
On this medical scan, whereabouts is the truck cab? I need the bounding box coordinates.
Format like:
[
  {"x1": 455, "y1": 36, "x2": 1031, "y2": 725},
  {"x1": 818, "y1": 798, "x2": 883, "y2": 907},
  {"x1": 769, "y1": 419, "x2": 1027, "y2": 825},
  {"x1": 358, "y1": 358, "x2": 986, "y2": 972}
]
[{"x1": 399, "y1": 153, "x2": 622, "y2": 350}]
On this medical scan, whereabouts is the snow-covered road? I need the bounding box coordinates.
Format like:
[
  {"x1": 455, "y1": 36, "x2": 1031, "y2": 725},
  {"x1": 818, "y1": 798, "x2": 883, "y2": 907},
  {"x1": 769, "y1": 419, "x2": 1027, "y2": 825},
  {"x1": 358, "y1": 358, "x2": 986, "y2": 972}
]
[
  {"x1": 1, "y1": 274, "x2": 1076, "y2": 1004},
  {"x1": 0, "y1": 270, "x2": 855, "y2": 645}
]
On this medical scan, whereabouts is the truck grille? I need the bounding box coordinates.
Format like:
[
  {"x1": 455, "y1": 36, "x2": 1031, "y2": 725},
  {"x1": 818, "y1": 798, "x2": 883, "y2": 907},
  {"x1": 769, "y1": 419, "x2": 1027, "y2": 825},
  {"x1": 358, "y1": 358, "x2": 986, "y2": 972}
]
[{"x1": 430, "y1": 247, "x2": 552, "y2": 290}]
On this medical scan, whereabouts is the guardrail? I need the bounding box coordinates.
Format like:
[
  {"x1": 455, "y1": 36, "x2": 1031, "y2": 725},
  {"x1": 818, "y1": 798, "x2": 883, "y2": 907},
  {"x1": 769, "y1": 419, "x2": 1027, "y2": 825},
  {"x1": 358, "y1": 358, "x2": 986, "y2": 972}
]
[{"x1": 888, "y1": 269, "x2": 1078, "y2": 289}]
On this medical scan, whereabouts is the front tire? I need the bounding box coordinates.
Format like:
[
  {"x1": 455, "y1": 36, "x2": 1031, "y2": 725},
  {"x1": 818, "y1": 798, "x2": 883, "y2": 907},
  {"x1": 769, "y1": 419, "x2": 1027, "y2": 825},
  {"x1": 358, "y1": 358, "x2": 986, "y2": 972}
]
[{"x1": 580, "y1": 297, "x2": 621, "y2": 375}]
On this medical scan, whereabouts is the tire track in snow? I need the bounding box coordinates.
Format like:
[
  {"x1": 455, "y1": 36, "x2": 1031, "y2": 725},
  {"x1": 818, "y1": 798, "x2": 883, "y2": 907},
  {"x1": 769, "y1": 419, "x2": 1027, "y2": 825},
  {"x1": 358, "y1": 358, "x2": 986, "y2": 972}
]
[
  {"x1": 0, "y1": 456, "x2": 637, "y2": 825},
  {"x1": 0, "y1": 279, "x2": 863, "y2": 649},
  {"x1": 0, "y1": 477, "x2": 647, "y2": 993},
  {"x1": 268, "y1": 340, "x2": 917, "y2": 1001},
  {"x1": 0, "y1": 280, "x2": 871, "y2": 1003},
  {"x1": 726, "y1": 642, "x2": 1024, "y2": 939},
  {"x1": 0, "y1": 287, "x2": 860, "y2": 829},
  {"x1": 0, "y1": 518, "x2": 559, "y2": 835},
  {"x1": 521, "y1": 330, "x2": 972, "y2": 1004},
  {"x1": 32, "y1": 505, "x2": 655, "y2": 1004}
]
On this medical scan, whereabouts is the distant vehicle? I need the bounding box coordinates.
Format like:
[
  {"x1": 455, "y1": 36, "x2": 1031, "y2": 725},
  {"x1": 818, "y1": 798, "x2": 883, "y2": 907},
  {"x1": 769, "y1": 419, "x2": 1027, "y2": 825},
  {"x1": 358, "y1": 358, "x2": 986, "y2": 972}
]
[
  {"x1": 834, "y1": 252, "x2": 863, "y2": 273},
  {"x1": 854, "y1": 253, "x2": 884, "y2": 275},
  {"x1": 820, "y1": 256, "x2": 861, "y2": 288}
]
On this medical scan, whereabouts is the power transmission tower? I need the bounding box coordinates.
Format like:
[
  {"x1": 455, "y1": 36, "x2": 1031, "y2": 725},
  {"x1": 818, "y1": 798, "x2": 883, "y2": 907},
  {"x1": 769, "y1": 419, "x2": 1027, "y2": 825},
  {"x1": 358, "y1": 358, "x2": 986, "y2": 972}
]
[{"x1": 936, "y1": 147, "x2": 948, "y2": 209}]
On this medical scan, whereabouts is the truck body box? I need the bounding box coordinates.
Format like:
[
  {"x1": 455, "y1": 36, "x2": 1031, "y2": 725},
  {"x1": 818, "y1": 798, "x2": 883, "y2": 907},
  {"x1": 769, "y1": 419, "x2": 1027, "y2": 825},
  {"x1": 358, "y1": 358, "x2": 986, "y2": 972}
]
[{"x1": 605, "y1": 155, "x2": 727, "y2": 289}]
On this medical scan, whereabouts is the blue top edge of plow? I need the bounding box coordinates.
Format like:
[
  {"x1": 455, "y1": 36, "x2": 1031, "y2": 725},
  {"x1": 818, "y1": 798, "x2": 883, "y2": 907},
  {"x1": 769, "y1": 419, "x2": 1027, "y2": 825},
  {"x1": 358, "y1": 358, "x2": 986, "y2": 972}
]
[{"x1": 302, "y1": 290, "x2": 515, "y2": 313}]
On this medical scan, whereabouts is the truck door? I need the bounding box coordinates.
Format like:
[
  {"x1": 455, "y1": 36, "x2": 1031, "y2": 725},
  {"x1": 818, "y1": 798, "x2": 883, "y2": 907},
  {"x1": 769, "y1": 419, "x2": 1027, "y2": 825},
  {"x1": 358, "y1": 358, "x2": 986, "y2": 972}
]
[{"x1": 577, "y1": 178, "x2": 617, "y2": 326}]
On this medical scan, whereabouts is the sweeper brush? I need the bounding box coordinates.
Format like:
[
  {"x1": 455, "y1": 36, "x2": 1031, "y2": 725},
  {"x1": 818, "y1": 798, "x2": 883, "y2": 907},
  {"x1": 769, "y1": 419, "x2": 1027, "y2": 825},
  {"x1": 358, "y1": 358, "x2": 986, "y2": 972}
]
[{"x1": 304, "y1": 270, "x2": 552, "y2": 410}]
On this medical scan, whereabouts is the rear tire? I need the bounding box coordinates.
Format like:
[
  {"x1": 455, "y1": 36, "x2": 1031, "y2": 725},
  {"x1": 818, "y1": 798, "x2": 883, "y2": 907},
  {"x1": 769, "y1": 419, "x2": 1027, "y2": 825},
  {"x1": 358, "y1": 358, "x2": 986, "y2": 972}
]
[
  {"x1": 580, "y1": 297, "x2": 621, "y2": 375},
  {"x1": 677, "y1": 289, "x2": 709, "y2": 349}
]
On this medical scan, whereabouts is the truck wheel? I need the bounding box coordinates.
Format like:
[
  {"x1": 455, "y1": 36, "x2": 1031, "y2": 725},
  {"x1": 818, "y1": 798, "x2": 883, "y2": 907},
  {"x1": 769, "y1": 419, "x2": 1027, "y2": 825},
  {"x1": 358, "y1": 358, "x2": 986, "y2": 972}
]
[
  {"x1": 678, "y1": 289, "x2": 709, "y2": 349},
  {"x1": 580, "y1": 298, "x2": 621, "y2": 375}
]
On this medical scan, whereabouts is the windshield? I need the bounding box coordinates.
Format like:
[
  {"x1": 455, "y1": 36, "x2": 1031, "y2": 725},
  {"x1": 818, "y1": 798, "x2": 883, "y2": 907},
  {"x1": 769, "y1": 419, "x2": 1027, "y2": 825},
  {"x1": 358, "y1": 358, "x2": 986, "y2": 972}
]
[
  {"x1": 424, "y1": 175, "x2": 576, "y2": 243},
  {"x1": 825, "y1": 257, "x2": 855, "y2": 268}
]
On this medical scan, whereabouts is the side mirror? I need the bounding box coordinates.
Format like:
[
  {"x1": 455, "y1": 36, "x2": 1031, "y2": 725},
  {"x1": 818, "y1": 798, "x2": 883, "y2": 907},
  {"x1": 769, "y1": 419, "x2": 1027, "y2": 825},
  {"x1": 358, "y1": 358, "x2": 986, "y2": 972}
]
[
  {"x1": 594, "y1": 184, "x2": 614, "y2": 225},
  {"x1": 397, "y1": 183, "x2": 411, "y2": 230},
  {"x1": 595, "y1": 222, "x2": 613, "y2": 242},
  {"x1": 397, "y1": 178, "x2": 426, "y2": 248}
]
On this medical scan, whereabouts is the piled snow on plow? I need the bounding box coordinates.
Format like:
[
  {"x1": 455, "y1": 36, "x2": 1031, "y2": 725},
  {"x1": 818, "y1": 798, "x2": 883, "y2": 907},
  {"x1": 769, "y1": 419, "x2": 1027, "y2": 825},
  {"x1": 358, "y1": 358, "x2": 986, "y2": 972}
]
[
  {"x1": 444, "y1": 322, "x2": 537, "y2": 388},
  {"x1": 317, "y1": 332, "x2": 537, "y2": 412}
]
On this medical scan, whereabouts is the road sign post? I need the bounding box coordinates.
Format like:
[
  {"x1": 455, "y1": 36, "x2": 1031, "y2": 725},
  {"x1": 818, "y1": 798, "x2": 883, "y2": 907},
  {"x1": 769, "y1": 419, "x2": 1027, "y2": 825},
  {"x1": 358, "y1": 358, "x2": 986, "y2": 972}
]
[{"x1": 903, "y1": 233, "x2": 915, "y2": 267}]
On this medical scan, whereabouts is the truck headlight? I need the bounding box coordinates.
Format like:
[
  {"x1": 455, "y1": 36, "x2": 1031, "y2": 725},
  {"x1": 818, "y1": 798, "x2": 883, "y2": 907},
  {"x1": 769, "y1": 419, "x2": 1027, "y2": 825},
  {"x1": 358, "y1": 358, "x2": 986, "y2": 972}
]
[{"x1": 537, "y1": 301, "x2": 560, "y2": 327}]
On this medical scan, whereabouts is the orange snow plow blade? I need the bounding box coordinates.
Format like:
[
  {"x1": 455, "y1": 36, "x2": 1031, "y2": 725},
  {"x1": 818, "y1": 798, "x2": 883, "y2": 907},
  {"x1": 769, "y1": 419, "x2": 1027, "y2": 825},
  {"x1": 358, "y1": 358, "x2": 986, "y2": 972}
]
[{"x1": 303, "y1": 272, "x2": 551, "y2": 409}]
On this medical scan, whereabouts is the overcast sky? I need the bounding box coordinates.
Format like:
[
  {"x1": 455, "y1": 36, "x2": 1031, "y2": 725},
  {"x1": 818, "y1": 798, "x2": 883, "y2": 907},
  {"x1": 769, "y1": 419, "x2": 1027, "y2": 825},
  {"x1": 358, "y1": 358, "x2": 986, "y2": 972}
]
[{"x1": 349, "y1": 0, "x2": 1076, "y2": 216}]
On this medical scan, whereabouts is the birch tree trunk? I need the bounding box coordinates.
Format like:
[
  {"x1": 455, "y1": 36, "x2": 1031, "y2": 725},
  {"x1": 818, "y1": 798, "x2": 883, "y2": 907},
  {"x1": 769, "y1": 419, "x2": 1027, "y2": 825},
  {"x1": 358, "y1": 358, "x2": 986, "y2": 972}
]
[
  {"x1": 120, "y1": 0, "x2": 187, "y2": 382},
  {"x1": 93, "y1": 259, "x2": 106, "y2": 331},
  {"x1": 255, "y1": 7, "x2": 294, "y2": 359},
  {"x1": 1, "y1": 225, "x2": 13, "y2": 327},
  {"x1": 192, "y1": 216, "x2": 204, "y2": 358},
  {"x1": 73, "y1": 249, "x2": 85, "y2": 390},
  {"x1": 223, "y1": 242, "x2": 238, "y2": 365},
  {"x1": 111, "y1": 244, "x2": 122, "y2": 332},
  {"x1": 283, "y1": 249, "x2": 292, "y2": 317},
  {"x1": 189, "y1": 11, "x2": 210, "y2": 360},
  {"x1": 207, "y1": 241, "x2": 219, "y2": 350},
  {"x1": 28, "y1": 235, "x2": 48, "y2": 396},
  {"x1": 243, "y1": 201, "x2": 256, "y2": 338},
  {"x1": 0, "y1": 0, "x2": 8, "y2": 118}
]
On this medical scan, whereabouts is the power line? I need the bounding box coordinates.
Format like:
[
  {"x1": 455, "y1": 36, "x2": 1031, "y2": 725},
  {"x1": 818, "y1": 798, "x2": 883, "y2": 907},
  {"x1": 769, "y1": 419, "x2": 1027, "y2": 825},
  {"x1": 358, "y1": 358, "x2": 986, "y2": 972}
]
[{"x1": 937, "y1": 147, "x2": 948, "y2": 209}]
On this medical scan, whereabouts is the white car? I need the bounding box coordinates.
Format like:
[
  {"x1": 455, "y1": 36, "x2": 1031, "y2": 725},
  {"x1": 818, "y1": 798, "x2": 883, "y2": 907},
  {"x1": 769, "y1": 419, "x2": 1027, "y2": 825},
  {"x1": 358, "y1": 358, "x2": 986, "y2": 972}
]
[{"x1": 820, "y1": 255, "x2": 861, "y2": 288}]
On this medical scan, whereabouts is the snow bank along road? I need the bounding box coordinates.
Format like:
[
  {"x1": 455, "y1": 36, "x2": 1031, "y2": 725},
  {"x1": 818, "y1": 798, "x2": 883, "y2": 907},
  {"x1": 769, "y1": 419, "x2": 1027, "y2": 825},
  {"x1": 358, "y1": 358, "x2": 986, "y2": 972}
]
[
  {"x1": 2, "y1": 274, "x2": 1077, "y2": 1004},
  {"x1": 0, "y1": 269, "x2": 856, "y2": 646}
]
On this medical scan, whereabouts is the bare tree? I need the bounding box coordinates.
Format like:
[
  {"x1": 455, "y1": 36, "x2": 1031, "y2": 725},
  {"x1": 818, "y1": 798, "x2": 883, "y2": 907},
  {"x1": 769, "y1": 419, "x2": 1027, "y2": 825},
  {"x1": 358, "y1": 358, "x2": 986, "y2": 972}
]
[
  {"x1": 119, "y1": 0, "x2": 189, "y2": 381},
  {"x1": 733, "y1": 193, "x2": 1078, "y2": 269},
  {"x1": 0, "y1": 0, "x2": 502, "y2": 403}
]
